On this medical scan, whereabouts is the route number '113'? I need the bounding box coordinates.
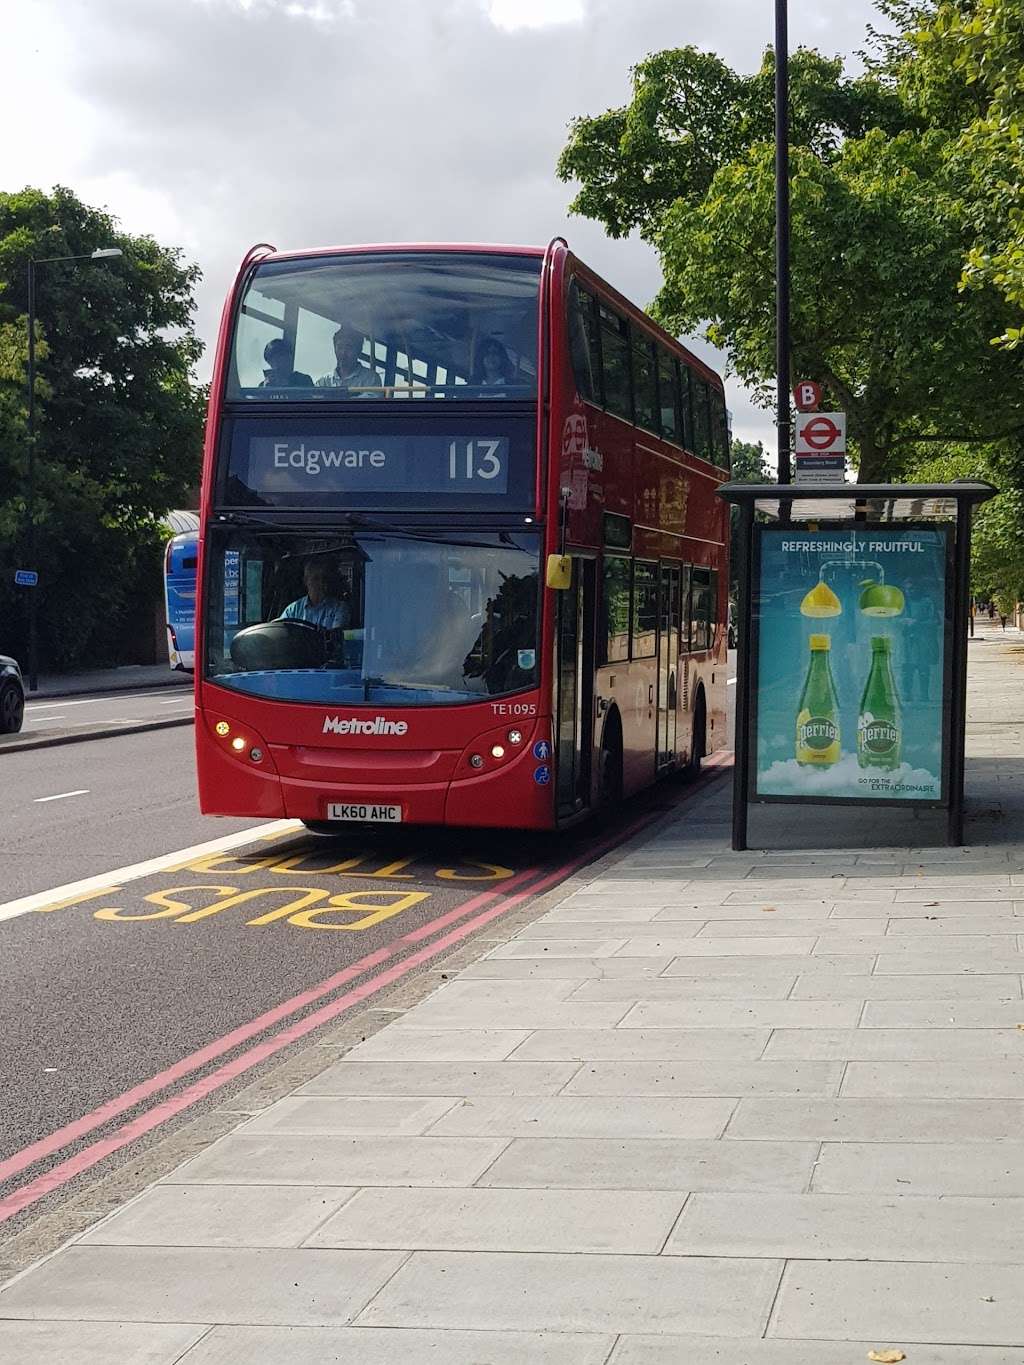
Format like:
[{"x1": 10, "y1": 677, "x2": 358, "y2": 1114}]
[{"x1": 448, "y1": 438, "x2": 505, "y2": 481}]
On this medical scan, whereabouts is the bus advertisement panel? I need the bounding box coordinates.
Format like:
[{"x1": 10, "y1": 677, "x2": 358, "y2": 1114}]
[
  {"x1": 194, "y1": 242, "x2": 729, "y2": 831},
  {"x1": 753, "y1": 525, "x2": 950, "y2": 805}
]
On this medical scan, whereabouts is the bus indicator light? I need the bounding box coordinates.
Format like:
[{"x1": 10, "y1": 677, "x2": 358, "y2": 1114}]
[
  {"x1": 215, "y1": 721, "x2": 230, "y2": 737},
  {"x1": 507, "y1": 729, "x2": 523, "y2": 744}
]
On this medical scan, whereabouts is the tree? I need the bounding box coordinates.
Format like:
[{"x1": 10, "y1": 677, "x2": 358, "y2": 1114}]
[
  {"x1": 908, "y1": 0, "x2": 1024, "y2": 345},
  {"x1": 0, "y1": 187, "x2": 205, "y2": 669},
  {"x1": 557, "y1": 40, "x2": 1024, "y2": 482}
]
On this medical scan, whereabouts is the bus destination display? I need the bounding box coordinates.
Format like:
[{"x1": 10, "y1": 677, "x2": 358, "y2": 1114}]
[{"x1": 246, "y1": 434, "x2": 510, "y2": 495}]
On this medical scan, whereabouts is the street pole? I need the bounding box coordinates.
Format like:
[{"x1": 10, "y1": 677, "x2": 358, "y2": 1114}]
[
  {"x1": 26, "y1": 260, "x2": 38, "y2": 693},
  {"x1": 775, "y1": 0, "x2": 791, "y2": 484}
]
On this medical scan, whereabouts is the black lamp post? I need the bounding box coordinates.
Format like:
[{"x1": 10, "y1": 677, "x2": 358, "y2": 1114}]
[
  {"x1": 775, "y1": 0, "x2": 791, "y2": 484},
  {"x1": 24, "y1": 246, "x2": 122, "y2": 691}
]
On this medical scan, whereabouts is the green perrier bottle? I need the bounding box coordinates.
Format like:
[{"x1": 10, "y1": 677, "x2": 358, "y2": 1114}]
[
  {"x1": 796, "y1": 634, "x2": 840, "y2": 766},
  {"x1": 858, "y1": 636, "x2": 901, "y2": 770}
]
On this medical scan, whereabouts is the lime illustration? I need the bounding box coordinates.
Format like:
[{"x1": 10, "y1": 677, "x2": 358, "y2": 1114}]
[
  {"x1": 858, "y1": 580, "x2": 905, "y2": 617},
  {"x1": 799, "y1": 581, "x2": 842, "y2": 618}
]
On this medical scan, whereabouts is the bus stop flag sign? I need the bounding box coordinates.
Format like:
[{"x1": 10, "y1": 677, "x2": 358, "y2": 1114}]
[{"x1": 795, "y1": 411, "x2": 846, "y2": 486}]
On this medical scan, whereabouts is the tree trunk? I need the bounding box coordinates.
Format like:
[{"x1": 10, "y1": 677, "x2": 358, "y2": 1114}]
[{"x1": 856, "y1": 436, "x2": 889, "y2": 484}]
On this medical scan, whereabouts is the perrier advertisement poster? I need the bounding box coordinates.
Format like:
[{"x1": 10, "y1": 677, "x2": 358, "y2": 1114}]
[{"x1": 753, "y1": 526, "x2": 950, "y2": 804}]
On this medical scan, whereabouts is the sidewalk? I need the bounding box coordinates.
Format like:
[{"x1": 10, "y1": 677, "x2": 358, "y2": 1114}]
[
  {"x1": 31, "y1": 663, "x2": 191, "y2": 699},
  {"x1": 2, "y1": 636, "x2": 1024, "y2": 1362}
]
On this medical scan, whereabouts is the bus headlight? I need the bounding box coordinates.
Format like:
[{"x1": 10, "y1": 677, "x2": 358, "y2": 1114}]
[
  {"x1": 507, "y1": 729, "x2": 523, "y2": 744},
  {"x1": 491, "y1": 744, "x2": 505, "y2": 759},
  {"x1": 231, "y1": 736, "x2": 246, "y2": 752}
]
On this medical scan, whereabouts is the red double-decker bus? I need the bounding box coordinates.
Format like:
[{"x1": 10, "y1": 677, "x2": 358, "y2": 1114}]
[{"x1": 195, "y1": 241, "x2": 729, "y2": 831}]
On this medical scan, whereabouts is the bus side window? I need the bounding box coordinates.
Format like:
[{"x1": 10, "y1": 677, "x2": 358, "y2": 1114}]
[
  {"x1": 601, "y1": 556, "x2": 631, "y2": 663},
  {"x1": 568, "y1": 280, "x2": 600, "y2": 403},
  {"x1": 690, "y1": 567, "x2": 711, "y2": 652},
  {"x1": 692, "y1": 376, "x2": 712, "y2": 461},
  {"x1": 681, "y1": 564, "x2": 692, "y2": 653},
  {"x1": 679, "y1": 365, "x2": 695, "y2": 453},
  {"x1": 598, "y1": 304, "x2": 632, "y2": 421},
  {"x1": 658, "y1": 349, "x2": 680, "y2": 442},
  {"x1": 632, "y1": 562, "x2": 658, "y2": 658},
  {"x1": 710, "y1": 388, "x2": 729, "y2": 467},
  {"x1": 631, "y1": 335, "x2": 659, "y2": 435}
]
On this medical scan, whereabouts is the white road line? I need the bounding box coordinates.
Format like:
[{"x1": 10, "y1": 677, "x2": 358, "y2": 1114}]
[
  {"x1": 25, "y1": 692, "x2": 189, "y2": 711},
  {"x1": 160, "y1": 698, "x2": 194, "y2": 706},
  {"x1": 33, "y1": 790, "x2": 90, "y2": 804},
  {"x1": 0, "y1": 820, "x2": 301, "y2": 925}
]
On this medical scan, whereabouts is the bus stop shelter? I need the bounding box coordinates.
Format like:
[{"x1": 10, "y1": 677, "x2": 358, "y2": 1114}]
[{"x1": 718, "y1": 481, "x2": 997, "y2": 851}]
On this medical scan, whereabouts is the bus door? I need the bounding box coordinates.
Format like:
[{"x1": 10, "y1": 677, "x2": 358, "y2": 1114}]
[
  {"x1": 555, "y1": 557, "x2": 596, "y2": 818},
  {"x1": 657, "y1": 562, "x2": 682, "y2": 770}
]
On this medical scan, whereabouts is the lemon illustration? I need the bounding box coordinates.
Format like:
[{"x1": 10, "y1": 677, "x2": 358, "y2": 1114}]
[{"x1": 799, "y1": 581, "x2": 841, "y2": 617}]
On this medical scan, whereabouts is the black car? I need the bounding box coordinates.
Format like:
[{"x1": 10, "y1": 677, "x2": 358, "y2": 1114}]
[{"x1": 0, "y1": 656, "x2": 25, "y2": 733}]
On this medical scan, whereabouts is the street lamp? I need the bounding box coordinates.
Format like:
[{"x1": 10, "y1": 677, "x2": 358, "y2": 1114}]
[
  {"x1": 775, "y1": 0, "x2": 791, "y2": 485},
  {"x1": 24, "y1": 246, "x2": 124, "y2": 691}
]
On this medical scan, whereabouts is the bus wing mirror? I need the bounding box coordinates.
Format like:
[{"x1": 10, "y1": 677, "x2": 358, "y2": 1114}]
[{"x1": 546, "y1": 554, "x2": 572, "y2": 591}]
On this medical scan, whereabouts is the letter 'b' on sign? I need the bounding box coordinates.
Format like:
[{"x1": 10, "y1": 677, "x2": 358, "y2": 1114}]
[{"x1": 794, "y1": 381, "x2": 821, "y2": 412}]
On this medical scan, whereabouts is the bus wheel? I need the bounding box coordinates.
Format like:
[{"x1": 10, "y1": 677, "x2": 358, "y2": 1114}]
[
  {"x1": 683, "y1": 691, "x2": 706, "y2": 781},
  {"x1": 595, "y1": 722, "x2": 623, "y2": 821}
]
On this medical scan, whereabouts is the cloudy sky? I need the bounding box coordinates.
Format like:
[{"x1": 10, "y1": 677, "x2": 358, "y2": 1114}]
[{"x1": 7, "y1": 0, "x2": 881, "y2": 446}]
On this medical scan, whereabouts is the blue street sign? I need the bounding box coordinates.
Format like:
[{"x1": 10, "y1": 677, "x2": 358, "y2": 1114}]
[
  {"x1": 532, "y1": 740, "x2": 551, "y2": 761},
  {"x1": 14, "y1": 569, "x2": 38, "y2": 588},
  {"x1": 533, "y1": 765, "x2": 551, "y2": 785}
]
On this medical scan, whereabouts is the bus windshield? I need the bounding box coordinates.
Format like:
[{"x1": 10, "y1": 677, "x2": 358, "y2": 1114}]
[
  {"x1": 204, "y1": 527, "x2": 539, "y2": 706},
  {"x1": 228, "y1": 252, "x2": 541, "y2": 402}
]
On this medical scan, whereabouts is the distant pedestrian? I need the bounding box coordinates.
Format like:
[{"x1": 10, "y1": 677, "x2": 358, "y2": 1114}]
[
  {"x1": 988, "y1": 602, "x2": 996, "y2": 621},
  {"x1": 1001, "y1": 613, "x2": 1008, "y2": 630}
]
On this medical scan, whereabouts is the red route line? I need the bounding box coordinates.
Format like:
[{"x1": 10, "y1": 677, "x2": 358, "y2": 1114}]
[{"x1": 0, "y1": 759, "x2": 729, "y2": 1223}]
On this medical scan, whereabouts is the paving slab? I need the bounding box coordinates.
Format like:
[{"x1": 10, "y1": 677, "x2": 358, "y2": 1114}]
[
  {"x1": 570, "y1": 978, "x2": 804, "y2": 1003},
  {"x1": 178, "y1": 1325, "x2": 614, "y2": 1364},
  {"x1": 842, "y1": 1059, "x2": 1024, "y2": 1097},
  {"x1": 507, "y1": 1027, "x2": 769, "y2": 1061},
  {"x1": 619, "y1": 999, "x2": 863, "y2": 1027},
  {"x1": 667, "y1": 1191, "x2": 1024, "y2": 1263},
  {"x1": 791, "y1": 971, "x2": 1022, "y2": 998},
  {"x1": 357, "y1": 1250, "x2": 783, "y2": 1337},
  {"x1": 478, "y1": 1136, "x2": 816, "y2": 1191},
  {"x1": 662, "y1": 953, "x2": 877, "y2": 975},
  {"x1": 565, "y1": 1060, "x2": 843, "y2": 1097},
  {"x1": 610, "y1": 1337, "x2": 1024, "y2": 1364},
  {"x1": 296, "y1": 1061, "x2": 580, "y2": 1096},
  {"x1": 0, "y1": 1246, "x2": 405, "y2": 1326},
  {"x1": 79, "y1": 1185, "x2": 355, "y2": 1248},
  {"x1": 425, "y1": 1094, "x2": 735, "y2": 1139},
  {"x1": 862, "y1": 999, "x2": 1024, "y2": 1026},
  {"x1": 342, "y1": 1027, "x2": 531, "y2": 1061},
  {"x1": 728, "y1": 1097, "x2": 1024, "y2": 1142},
  {"x1": 164, "y1": 1134, "x2": 508, "y2": 1187},
  {"x1": 764, "y1": 1026, "x2": 1024, "y2": 1060},
  {"x1": 458, "y1": 957, "x2": 676, "y2": 980},
  {"x1": 0, "y1": 1321, "x2": 207, "y2": 1365},
  {"x1": 770, "y1": 1258, "x2": 1024, "y2": 1345},
  {"x1": 813, "y1": 1140, "x2": 1024, "y2": 1195},
  {"x1": 306, "y1": 1187, "x2": 684, "y2": 1254}
]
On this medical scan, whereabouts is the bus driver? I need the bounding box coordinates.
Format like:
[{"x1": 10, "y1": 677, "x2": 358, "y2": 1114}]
[{"x1": 279, "y1": 560, "x2": 351, "y2": 631}]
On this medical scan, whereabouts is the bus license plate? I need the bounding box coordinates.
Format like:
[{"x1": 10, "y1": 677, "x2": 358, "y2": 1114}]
[{"x1": 325, "y1": 802, "x2": 403, "y2": 824}]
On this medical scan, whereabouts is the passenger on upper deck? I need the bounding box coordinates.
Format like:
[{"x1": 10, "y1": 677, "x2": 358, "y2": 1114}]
[
  {"x1": 279, "y1": 560, "x2": 351, "y2": 631},
  {"x1": 473, "y1": 337, "x2": 515, "y2": 390},
  {"x1": 260, "y1": 338, "x2": 313, "y2": 389},
  {"x1": 316, "y1": 325, "x2": 382, "y2": 396}
]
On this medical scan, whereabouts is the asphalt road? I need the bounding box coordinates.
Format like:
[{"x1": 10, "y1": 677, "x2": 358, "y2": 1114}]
[
  {"x1": 0, "y1": 671, "x2": 734, "y2": 1261},
  {"x1": 9, "y1": 686, "x2": 194, "y2": 751},
  {"x1": 2, "y1": 726, "x2": 252, "y2": 900}
]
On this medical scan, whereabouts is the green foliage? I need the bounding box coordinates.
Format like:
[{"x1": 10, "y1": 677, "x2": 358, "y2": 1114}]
[
  {"x1": 557, "y1": 23, "x2": 1024, "y2": 484},
  {"x1": 727, "y1": 438, "x2": 772, "y2": 600},
  {"x1": 0, "y1": 186, "x2": 204, "y2": 669}
]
